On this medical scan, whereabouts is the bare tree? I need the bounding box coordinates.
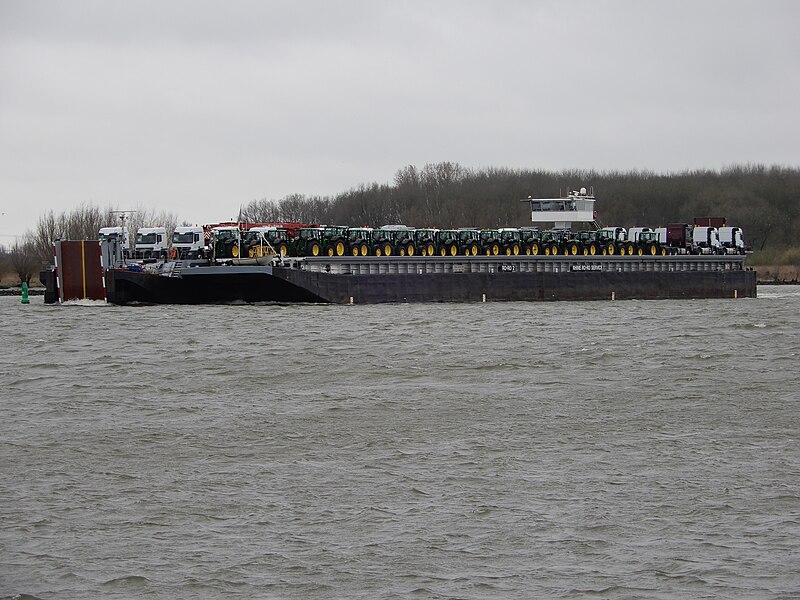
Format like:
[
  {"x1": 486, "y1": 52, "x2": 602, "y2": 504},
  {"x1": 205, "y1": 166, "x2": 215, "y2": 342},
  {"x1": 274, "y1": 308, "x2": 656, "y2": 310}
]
[{"x1": 10, "y1": 237, "x2": 40, "y2": 285}]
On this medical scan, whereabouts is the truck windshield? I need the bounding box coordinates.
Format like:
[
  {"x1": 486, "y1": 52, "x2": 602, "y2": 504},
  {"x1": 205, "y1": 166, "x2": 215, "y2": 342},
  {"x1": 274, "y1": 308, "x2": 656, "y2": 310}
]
[
  {"x1": 173, "y1": 232, "x2": 194, "y2": 243},
  {"x1": 137, "y1": 233, "x2": 157, "y2": 244}
]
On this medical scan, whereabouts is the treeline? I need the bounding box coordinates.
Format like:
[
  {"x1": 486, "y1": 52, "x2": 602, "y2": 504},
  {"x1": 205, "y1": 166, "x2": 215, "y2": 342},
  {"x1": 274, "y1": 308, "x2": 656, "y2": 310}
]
[
  {"x1": 7, "y1": 163, "x2": 799, "y2": 284},
  {"x1": 242, "y1": 163, "x2": 799, "y2": 254}
]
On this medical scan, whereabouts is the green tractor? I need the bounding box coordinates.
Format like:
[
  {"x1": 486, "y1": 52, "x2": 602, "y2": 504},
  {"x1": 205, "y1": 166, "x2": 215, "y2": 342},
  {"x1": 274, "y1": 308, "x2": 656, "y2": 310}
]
[
  {"x1": 243, "y1": 226, "x2": 291, "y2": 258},
  {"x1": 322, "y1": 225, "x2": 349, "y2": 256},
  {"x1": 211, "y1": 226, "x2": 242, "y2": 260},
  {"x1": 539, "y1": 230, "x2": 565, "y2": 256},
  {"x1": 346, "y1": 227, "x2": 373, "y2": 256},
  {"x1": 293, "y1": 227, "x2": 325, "y2": 257},
  {"x1": 637, "y1": 229, "x2": 667, "y2": 256},
  {"x1": 413, "y1": 228, "x2": 438, "y2": 256},
  {"x1": 519, "y1": 227, "x2": 542, "y2": 255},
  {"x1": 498, "y1": 228, "x2": 522, "y2": 255},
  {"x1": 479, "y1": 229, "x2": 502, "y2": 255}
]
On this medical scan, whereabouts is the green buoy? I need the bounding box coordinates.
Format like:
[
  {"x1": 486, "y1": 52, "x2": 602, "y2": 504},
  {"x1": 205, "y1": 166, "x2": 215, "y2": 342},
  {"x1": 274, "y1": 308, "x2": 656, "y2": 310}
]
[{"x1": 21, "y1": 281, "x2": 30, "y2": 304}]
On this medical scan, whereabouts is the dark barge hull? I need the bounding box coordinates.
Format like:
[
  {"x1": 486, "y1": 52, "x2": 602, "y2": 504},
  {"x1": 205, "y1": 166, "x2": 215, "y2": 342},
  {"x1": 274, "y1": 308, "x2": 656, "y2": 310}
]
[{"x1": 104, "y1": 255, "x2": 756, "y2": 304}]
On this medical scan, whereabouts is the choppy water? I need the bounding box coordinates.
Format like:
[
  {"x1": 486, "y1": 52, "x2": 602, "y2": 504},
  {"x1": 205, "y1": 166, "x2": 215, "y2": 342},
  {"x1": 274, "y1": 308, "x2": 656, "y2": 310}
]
[{"x1": 1, "y1": 288, "x2": 799, "y2": 599}]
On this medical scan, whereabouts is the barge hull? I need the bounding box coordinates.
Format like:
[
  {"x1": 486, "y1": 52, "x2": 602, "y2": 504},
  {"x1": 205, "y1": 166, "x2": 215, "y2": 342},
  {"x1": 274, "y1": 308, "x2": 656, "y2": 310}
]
[{"x1": 104, "y1": 256, "x2": 756, "y2": 305}]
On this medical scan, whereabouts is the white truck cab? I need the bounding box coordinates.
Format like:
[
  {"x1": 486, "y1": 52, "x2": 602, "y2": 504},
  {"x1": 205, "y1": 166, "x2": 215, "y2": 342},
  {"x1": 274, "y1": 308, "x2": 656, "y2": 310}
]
[
  {"x1": 718, "y1": 226, "x2": 746, "y2": 255},
  {"x1": 691, "y1": 226, "x2": 722, "y2": 255},
  {"x1": 171, "y1": 226, "x2": 206, "y2": 259},
  {"x1": 134, "y1": 226, "x2": 168, "y2": 259}
]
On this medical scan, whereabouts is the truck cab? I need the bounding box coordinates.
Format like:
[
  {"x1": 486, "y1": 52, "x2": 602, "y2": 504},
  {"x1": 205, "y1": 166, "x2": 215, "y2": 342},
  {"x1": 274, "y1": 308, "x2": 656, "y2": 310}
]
[
  {"x1": 171, "y1": 226, "x2": 206, "y2": 259},
  {"x1": 718, "y1": 226, "x2": 746, "y2": 255},
  {"x1": 692, "y1": 226, "x2": 722, "y2": 255},
  {"x1": 134, "y1": 227, "x2": 168, "y2": 259}
]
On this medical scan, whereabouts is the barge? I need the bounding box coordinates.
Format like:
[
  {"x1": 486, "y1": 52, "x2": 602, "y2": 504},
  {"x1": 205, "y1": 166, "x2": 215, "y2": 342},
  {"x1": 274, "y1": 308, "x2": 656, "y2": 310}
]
[
  {"x1": 40, "y1": 242, "x2": 756, "y2": 304},
  {"x1": 39, "y1": 187, "x2": 757, "y2": 304}
]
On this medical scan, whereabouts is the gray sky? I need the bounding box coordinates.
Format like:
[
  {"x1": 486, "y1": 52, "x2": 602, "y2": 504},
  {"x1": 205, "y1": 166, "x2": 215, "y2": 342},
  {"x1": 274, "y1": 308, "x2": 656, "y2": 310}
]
[{"x1": 1, "y1": 0, "x2": 798, "y2": 239}]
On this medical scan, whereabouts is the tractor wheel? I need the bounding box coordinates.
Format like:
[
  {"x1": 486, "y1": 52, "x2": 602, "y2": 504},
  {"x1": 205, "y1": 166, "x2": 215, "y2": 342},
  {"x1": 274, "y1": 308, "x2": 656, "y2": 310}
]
[
  {"x1": 335, "y1": 241, "x2": 345, "y2": 256},
  {"x1": 399, "y1": 247, "x2": 406, "y2": 257},
  {"x1": 569, "y1": 243, "x2": 579, "y2": 255},
  {"x1": 383, "y1": 243, "x2": 392, "y2": 256},
  {"x1": 426, "y1": 243, "x2": 435, "y2": 256},
  {"x1": 375, "y1": 246, "x2": 382, "y2": 257},
  {"x1": 232, "y1": 244, "x2": 239, "y2": 258},
  {"x1": 532, "y1": 243, "x2": 540, "y2": 255},
  {"x1": 351, "y1": 245, "x2": 360, "y2": 256},
  {"x1": 627, "y1": 244, "x2": 635, "y2": 255},
  {"x1": 360, "y1": 243, "x2": 369, "y2": 256},
  {"x1": 449, "y1": 244, "x2": 458, "y2": 256},
  {"x1": 512, "y1": 243, "x2": 520, "y2": 255},
  {"x1": 407, "y1": 244, "x2": 415, "y2": 257},
  {"x1": 278, "y1": 243, "x2": 288, "y2": 256},
  {"x1": 649, "y1": 244, "x2": 657, "y2": 256},
  {"x1": 327, "y1": 246, "x2": 335, "y2": 256},
  {"x1": 637, "y1": 246, "x2": 644, "y2": 256},
  {"x1": 492, "y1": 243, "x2": 500, "y2": 255},
  {"x1": 607, "y1": 244, "x2": 615, "y2": 255}
]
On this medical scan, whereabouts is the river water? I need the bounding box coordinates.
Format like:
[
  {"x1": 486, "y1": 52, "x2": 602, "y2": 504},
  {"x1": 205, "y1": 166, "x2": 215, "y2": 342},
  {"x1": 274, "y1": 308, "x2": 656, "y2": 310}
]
[{"x1": 1, "y1": 288, "x2": 798, "y2": 599}]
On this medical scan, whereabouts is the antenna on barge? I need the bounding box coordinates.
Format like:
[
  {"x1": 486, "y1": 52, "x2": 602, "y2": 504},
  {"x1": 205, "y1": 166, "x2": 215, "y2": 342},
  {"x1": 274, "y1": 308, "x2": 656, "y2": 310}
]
[{"x1": 520, "y1": 186, "x2": 598, "y2": 230}]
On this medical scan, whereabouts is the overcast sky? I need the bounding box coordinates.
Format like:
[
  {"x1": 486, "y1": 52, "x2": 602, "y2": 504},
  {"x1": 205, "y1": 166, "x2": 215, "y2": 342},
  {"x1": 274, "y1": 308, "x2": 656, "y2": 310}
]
[{"x1": 1, "y1": 0, "x2": 798, "y2": 239}]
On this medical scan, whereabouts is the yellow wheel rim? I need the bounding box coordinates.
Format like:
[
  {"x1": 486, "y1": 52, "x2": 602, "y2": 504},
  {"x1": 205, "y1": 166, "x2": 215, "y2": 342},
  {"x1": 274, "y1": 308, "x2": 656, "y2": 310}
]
[{"x1": 532, "y1": 244, "x2": 539, "y2": 255}]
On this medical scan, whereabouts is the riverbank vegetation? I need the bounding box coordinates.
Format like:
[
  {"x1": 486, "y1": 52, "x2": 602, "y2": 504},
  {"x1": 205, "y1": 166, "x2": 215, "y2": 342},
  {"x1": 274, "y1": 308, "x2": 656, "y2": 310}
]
[{"x1": 6, "y1": 163, "x2": 799, "y2": 285}]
